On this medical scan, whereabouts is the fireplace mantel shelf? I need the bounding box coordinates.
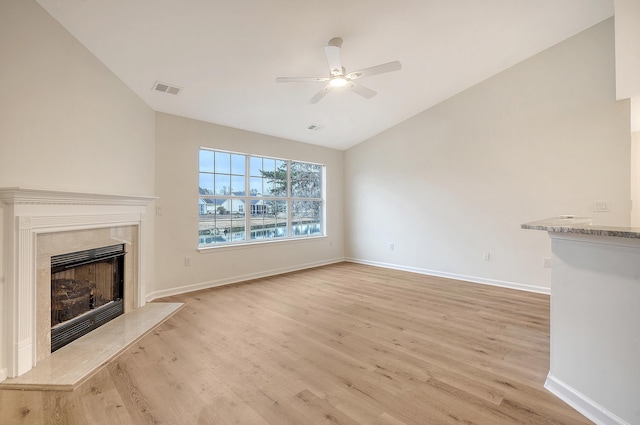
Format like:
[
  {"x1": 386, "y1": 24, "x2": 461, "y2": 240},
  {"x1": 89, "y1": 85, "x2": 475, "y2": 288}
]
[
  {"x1": 0, "y1": 187, "x2": 156, "y2": 206},
  {"x1": 0, "y1": 302, "x2": 183, "y2": 391}
]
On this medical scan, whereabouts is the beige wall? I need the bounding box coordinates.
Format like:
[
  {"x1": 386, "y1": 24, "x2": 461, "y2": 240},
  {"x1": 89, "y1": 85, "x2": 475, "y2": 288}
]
[
  {"x1": 0, "y1": 0, "x2": 155, "y2": 196},
  {"x1": 152, "y1": 113, "x2": 344, "y2": 298},
  {"x1": 344, "y1": 18, "x2": 630, "y2": 291}
]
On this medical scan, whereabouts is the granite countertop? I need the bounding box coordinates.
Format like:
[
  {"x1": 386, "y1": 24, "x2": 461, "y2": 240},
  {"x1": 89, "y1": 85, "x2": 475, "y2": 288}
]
[{"x1": 521, "y1": 216, "x2": 640, "y2": 239}]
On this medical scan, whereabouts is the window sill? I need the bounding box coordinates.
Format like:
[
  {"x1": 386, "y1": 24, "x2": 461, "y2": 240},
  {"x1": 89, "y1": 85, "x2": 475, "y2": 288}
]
[{"x1": 198, "y1": 235, "x2": 327, "y2": 253}]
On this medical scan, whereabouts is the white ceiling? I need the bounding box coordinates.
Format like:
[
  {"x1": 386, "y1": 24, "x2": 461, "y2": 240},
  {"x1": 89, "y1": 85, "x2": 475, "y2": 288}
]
[{"x1": 36, "y1": 0, "x2": 613, "y2": 150}]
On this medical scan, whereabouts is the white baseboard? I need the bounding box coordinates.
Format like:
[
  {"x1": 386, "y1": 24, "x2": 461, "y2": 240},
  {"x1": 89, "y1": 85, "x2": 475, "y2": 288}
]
[
  {"x1": 545, "y1": 373, "x2": 630, "y2": 425},
  {"x1": 0, "y1": 368, "x2": 7, "y2": 383},
  {"x1": 345, "y1": 257, "x2": 550, "y2": 295},
  {"x1": 145, "y1": 257, "x2": 345, "y2": 301},
  {"x1": 146, "y1": 256, "x2": 550, "y2": 302}
]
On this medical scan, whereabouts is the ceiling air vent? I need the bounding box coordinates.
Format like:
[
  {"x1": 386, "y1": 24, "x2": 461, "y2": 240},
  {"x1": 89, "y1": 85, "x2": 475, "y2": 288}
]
[
  {"x1": 152, "y1": 81, "x2": 182, "y2": 95},
  {"x1": 307, "y1": 124, "x2": 324, "y2": 131}
]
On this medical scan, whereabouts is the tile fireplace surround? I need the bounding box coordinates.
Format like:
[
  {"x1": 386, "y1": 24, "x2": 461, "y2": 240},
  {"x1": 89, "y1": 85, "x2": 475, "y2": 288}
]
[{"x1": 0, "y1": 188, "x2": 155, "y2": 381}]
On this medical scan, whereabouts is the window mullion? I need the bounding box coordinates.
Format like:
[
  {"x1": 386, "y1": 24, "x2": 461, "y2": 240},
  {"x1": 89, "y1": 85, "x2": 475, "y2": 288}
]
[
  {"x1": 245, "y1": 155, "x2": 250, "y2": 242},
  {"x1": 287, "y1": 160, "x2": 292, "y2": 237}
]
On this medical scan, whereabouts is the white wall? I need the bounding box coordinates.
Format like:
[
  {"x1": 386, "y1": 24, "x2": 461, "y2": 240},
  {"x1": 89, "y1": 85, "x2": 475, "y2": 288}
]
[
  {"x1": 152, "y1": 113, "x2": 344, "y2": 298},
  {"x1": 0, "y1": 0, "x2": 156, "y2": 378},
  {"x1": 344, "y1": 18, "x2": 630, "y2": 291}
]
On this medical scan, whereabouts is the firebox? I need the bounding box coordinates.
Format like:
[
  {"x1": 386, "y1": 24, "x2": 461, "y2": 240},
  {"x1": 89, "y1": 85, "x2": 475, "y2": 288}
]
[{"x1": 50, "y1": 244, "x2": 126, "y2": 352}]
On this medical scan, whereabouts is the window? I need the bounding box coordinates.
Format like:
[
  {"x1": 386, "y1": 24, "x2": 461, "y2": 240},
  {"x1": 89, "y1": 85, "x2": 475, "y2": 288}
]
[{"x1": 198, "y1": 149, "x2": 324, "y2": 247}]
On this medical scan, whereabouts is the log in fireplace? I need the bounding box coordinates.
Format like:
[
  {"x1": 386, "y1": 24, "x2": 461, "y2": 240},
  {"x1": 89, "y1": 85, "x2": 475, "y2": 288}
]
[{"x1": 50, "y1": 244, "x2": 125, "y2": 352}]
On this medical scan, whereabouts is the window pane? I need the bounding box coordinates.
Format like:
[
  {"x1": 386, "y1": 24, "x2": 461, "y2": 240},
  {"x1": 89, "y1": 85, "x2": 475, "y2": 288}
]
[
  {"x1": 199, "y1": 173, "x2": 214, "y2": 195},
  {"x1": 291, "y1": 161, "x2": 321, "y2": 198},
  {"x1": 210, "y1": 199, "x2": 236, "y2": 242},
  {"x1": 250, "y1": 200, "x2": 265, "y2": 239},
  {"x1": 199, "y1": 198, "x2": 224, "y2": 246},
  {"x1": 231, "y1": 175, "x2": 245, "y2": 195},
  {"x1": 273, "y1": 161, "x2": 287, "y2": 197},
  {"x1": 231, "y1": 154, "x2": 245, "y2": 175},
  {"x1": 258, "y1": 161, "x2": 287, "y2": 197},
  {"x1": 250, "y1": 200, "x2": 287, "y2": 240},
  {"x1": 199, "y1": 150, "x2": 214, "y2": 173},
  {"x1": 215, "y1": 174, "x2": 231, "y2": 195},
  {"x1": 215, "y1": 151, "x2": 231, "y2": 174},
  {"x1": 250, "y1": 177, "x2": 263, "y2": 197},
  {"x1": 274, "y1": 200, "x2": 288, "y2": 237},
  {"x1": 263, "y1": 180, "x2": 276, "y2": 197},
  {"x1": 199, "y1": 197, "x2": 216, "y2": 216},
  {"x1": 199, "y1": 220, "x2": 221, "y2": 246},
  {"x1": 250, "y1": 157, "x2": 262, "y2": 176},
  {"x1": 263, "y1": 158, "x2": 276, "y2": 174},
  {"x1": 229, "y1": 200, "x2": 246, "y2": 241},
  {"x1": 292, "y1": 200, "x2": 322, "y2": 236},
  {"x1": 234, "y1": 199, "x2": 245, "y2": 214}
]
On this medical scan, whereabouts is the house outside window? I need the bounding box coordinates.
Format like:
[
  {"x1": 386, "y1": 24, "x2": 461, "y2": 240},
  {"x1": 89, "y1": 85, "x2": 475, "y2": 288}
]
[{"x1": 198, "y1": 149, "x2": 324, "y2": 247}]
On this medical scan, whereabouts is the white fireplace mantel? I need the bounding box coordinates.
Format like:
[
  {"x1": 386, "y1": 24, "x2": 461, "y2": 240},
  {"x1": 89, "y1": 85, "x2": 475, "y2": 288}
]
[{"x1": 0, "y1": 188, "x2": 156, "y2": 380}]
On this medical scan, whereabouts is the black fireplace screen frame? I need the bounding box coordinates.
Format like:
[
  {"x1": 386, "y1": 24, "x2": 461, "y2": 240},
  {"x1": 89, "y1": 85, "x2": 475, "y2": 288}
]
[{"x1": 50, "y1": 244, "x2": 126, "y2": 352}]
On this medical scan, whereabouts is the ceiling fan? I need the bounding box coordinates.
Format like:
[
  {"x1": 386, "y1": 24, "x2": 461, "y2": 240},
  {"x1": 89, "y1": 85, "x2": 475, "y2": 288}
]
[{"x1": 276, "y1": 37, "x2": 402, "y2": 104}]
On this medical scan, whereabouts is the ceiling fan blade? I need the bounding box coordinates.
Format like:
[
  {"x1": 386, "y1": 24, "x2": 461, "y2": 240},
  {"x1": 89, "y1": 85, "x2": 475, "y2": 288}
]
[
  {"x1": 276, "y1": 76, "x2": 329, "y2": 83},
  {"x1": 347, "y1": 81, "x2": 377, "y2": 99},
  {"x1": 346, "y1": 61, "x2": 402, "y2": 80},
  {"x1": 324, "y1": 37, "x2": 343, "y2": 75},
  {"x1": 308, "y1": 85, "x2": 332, "y2": 104}
]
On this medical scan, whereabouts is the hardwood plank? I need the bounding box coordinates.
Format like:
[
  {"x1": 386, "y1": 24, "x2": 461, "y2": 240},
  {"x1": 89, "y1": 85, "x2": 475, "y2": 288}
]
[
  {"x1": 286, "y1": 389, "x2": 361, "y2": 425},
  {"x1": 371, "y1": 412, "x2": 410, "y2": 425},
  {"x1": 107, "y1": 359, "x2": 166, "y2": 424},
  {"x1": 75, "y1": 368, "x2": 135, "y2": 425},
  {"x1": 0, "y1": 389, "x2": 45, "y2": 425},
  {"x1": 42, "y1": 391, "x2": 85, "y2": 425}
]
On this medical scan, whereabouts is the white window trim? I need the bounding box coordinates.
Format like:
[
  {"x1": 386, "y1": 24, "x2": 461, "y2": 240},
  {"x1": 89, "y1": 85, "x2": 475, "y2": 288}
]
[
  {"x1": 198, "y1": 234, "x2": 327, "y2": 253},
  {"x1": 198, "y1": 148, "x2": 325, "y2": 248}
]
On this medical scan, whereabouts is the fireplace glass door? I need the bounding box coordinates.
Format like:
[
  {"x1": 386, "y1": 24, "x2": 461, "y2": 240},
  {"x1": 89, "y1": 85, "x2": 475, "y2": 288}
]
[{"x1": 50, "y1": 244, "x2": 125, "y2": 351}]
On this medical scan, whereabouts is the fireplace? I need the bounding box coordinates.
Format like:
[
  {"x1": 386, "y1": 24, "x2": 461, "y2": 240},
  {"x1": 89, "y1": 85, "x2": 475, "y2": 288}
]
[
  {"x1": 50, "y1": 244, "x2": 126, "y2": 352},
  {"x1": 0, "y1": 188, "x2": 155, "y2": 379}
]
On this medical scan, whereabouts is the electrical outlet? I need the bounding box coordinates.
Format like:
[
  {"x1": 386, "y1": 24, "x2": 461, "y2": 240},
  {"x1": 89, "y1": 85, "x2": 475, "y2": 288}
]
[
  {"x1": 483, "y1": 252, "x2": 491, "y2": 261},
  {"x1": 184, "y1": 257, "x2": 191, "y2": 267},
  {"x1": 593, "y1": 201, "x2": 609, "y2": 212},
  {"x1": 389, "y1": 243, "x2": 395, "y2": 251},
  {"x1": 543, "y1": 257, "x2": 552, "y2": 268}
]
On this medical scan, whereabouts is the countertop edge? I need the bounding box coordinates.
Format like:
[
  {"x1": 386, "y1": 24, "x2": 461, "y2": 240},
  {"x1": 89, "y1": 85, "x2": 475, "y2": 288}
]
[{"x1": 521, "y1": 217, "x2": 640, "y2": 239}]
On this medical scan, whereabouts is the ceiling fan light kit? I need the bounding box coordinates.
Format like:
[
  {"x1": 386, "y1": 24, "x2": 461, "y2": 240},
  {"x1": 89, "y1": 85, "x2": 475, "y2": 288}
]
[
  {"x1": 276, "y1": 37, "x2": 401, "y2": 104},
  {"x1": 329, "y1": 76, "x2": 348, "y2": 87}
]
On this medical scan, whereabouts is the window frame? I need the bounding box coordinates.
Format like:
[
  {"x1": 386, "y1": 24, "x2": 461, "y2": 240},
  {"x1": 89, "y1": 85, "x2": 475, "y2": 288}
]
[{"x1": 198, "y1": 148, "x2": 325, "y2": 249}]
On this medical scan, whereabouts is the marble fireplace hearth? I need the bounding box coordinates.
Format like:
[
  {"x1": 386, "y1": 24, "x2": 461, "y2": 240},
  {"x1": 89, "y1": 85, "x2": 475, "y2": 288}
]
[{"x1": 0, "y1": 188, "x2": 164, "y2": 383}]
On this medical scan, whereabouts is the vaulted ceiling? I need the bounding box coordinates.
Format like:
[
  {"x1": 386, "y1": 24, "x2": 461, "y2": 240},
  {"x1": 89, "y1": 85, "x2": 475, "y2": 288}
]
[{"x1": 36, "y1": 0, "x2": 613, "y2": 150}]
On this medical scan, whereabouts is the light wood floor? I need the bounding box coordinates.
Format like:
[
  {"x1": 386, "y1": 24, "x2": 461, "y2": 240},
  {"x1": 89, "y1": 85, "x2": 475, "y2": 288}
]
[{"x1": 0, "y1": 262, "x2": 592, "y2": 425}]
